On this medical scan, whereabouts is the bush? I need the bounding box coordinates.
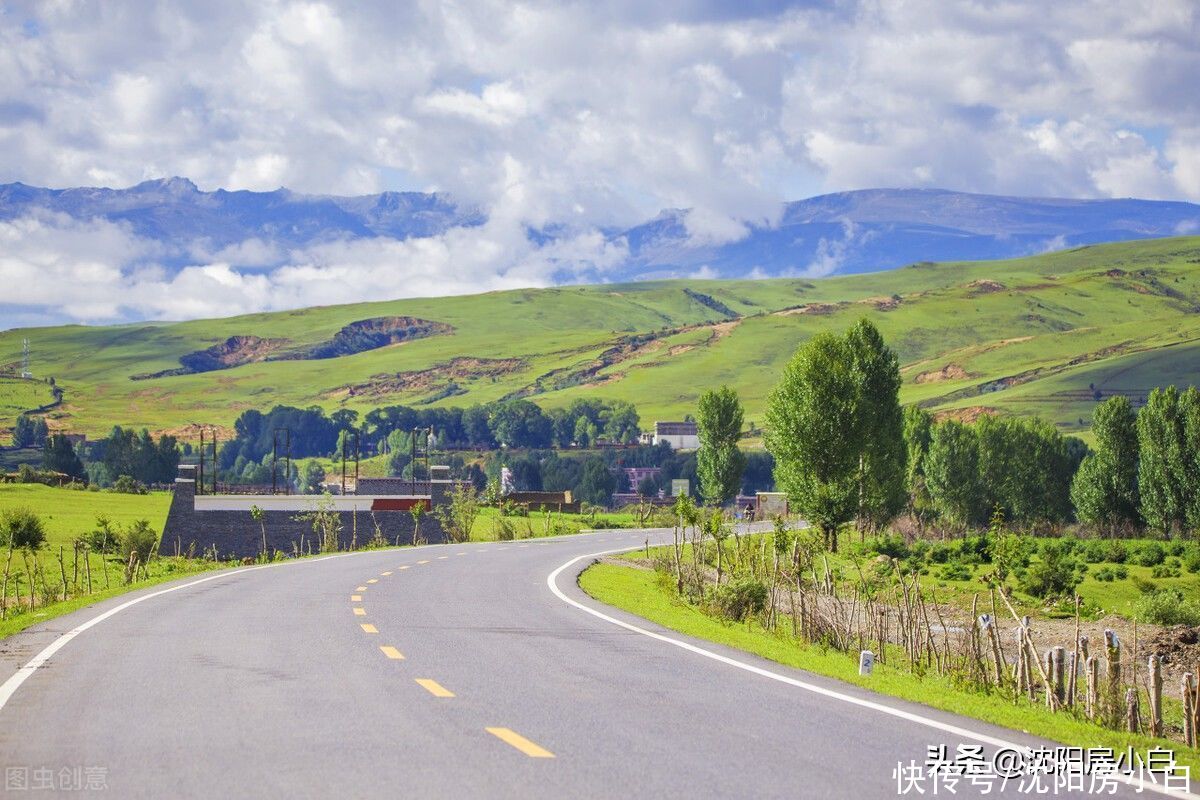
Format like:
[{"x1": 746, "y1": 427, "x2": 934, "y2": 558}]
[
  {"x1": 1093, "y1": 565, "x2": 1128, "y2": 582},
  {"x1": 711, "y1": 578, "x2": 768, "y2": 622},
  {"x1": 939, "y1": 562, "x2": 972, "y2": 582},
  {"x1": 1018, "y1": 541, "x2": 1082, "y2": 599},
  {"x1": 81, "y1": 516, "x2": 122, "y2": 553},
  {"x1": 1183, "y1": 547, "x2": 1200, "y2": 574},
  {"x1": 1102, "y1": 540, "x2": 1128, "y2": 564},
  {"x1": 1130, "y1": 541, "x2": 1166, "y2": 567},
  {"x1": 1151, "y1": 563, "x2": 1181, "y2": 579},
  {"x1": 119, "y1": 519, "x2": 158, "y2": 564},
  {"x1": 111, "y1": 474, "x2": 149, "y2": 495},
  {"x1": 864, "y1": 533, "x2": 909, "y2": 560},
  {"x1": 0, "y1": 506, "x2": 47, "y2": 550},
  {"x1": 928, "y1": 541, "x2": 953, "y2": 564},
  {"x1": 1135, "y1": 589, "x2": 1200, "y2": 626},
  {"x1": 957, "y1": 533, "x2": 991, "y2": 564},
  {"x1": 1079, "y1": 540, "x2": 1110, "y2": 563}
]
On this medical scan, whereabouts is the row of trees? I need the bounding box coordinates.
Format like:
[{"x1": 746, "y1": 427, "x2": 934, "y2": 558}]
[
  {"x1": 756, "y1": 319, "x2": 1172, "y2": 546},
  {"x1": 1072, "y1": 388, "x2": 1200, "y2": 536},
  {"x1": 36, "y1": 426, "x2": 182, "y2": 487},
  {"x1": 218, "y1": 398, "x2": 644, "y2": 473},
  {"x1": 12, "y1": 414, "x2": 49, "y2": 448}
]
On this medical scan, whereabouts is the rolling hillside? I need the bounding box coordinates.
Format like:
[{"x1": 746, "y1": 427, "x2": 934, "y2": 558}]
[{"x1": 2, "y1": 237, "x2": 1199, "y2": 443}]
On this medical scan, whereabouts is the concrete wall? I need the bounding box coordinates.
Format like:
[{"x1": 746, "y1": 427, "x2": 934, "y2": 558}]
[{"x1": 160, "y1": 466, "x2": 446, "y2": 560}]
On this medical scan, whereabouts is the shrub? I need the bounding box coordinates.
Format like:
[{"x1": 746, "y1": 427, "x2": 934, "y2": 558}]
[
  {"x1": 957, "y1": 533, "x2": 991, "y2": 564},
  {"x1": 1150, "y1": 563, "x2": 1181, "y2": 579},
  {"x1": 1130, "y1": 541, "x2": 1166, "y2": 567},
  {"x1": 864, "y1": 533, "x2": 909, "y2": 560},
  {"x1": 711, "y1": 578, "x2": 768, "y2": 622},
  {"x1": 990, "y1": 531, "x2": 1032, "y2": 584},
  {"x1": 1093, "y1": 567, "x2": 1116, "y2": 582},
  {"x1": 1102, "y1": 540, "x2": 1128, "y2": 564},
  {"x1": 1132, "y1": 576, "x2": 1157, "y2": 594},
  {"x1": 111, "y1": 474, "x2": 148, "y2": 495},
  {"x1": 1135, "y1": 589, "x2": 1200, "y2": 626},
  {"x1": 1183, "y1": 546, "x2": 1200, "y2": 573},
  {"x1": 1018, "y1": 541, "x2": 1082, "y2": 599},
  {"x1": 81, "y1": 516, "x2": 121, "y2": 553},
  {"x1": 119, "y1": 519, "x2": 158, "y2": 565},
  {"x1": 0, "y1": 506, "x2": 47, "y2": 550},
  {"x1": 939, "y1": 562, "x2": 972, "y2": 582},
  {"x1": 928, "y1": 542, "x2": 954, "y2": 564},
  {"x1": 1079, "y1": 540, "x2": 1110, "y2": 563}
]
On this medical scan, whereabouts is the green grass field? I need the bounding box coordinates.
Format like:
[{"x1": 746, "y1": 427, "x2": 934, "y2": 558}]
[{"x1": 3, "y1": 237, "x2": 1199, "y2": 444}]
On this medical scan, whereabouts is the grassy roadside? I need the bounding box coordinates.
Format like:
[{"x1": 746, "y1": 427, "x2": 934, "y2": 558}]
[
  {"x1": 0, "y1": 558, "x2": 225, "y2": 640},
  {"x1": 579, "y1": 561, "x2": 1200, "y2": 774}
]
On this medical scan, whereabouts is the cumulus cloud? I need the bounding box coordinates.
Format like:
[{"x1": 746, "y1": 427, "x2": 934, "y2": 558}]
[{"x1": 0, "y1": 0, "x2": 1198, "y2": 324}]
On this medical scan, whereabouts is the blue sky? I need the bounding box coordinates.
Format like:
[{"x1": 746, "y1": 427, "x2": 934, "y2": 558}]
[{"x1": 0, "y1": 0, "x2": 1197, "y2": 324}]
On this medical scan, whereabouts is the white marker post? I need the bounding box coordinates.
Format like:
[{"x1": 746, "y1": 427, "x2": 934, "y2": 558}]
[{"x1": 859, "y1": 650, "x2": 875, "y2": 676}]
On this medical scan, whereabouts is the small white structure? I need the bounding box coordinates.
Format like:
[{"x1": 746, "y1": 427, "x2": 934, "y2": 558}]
[{"x1": 653, "y1": 421, "x2": 699, "y2": 450}]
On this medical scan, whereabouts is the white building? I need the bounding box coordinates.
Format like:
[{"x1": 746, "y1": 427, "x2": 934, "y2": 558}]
[{"x1": 652, "y1": 421, "x2": 699, "y2": 450}]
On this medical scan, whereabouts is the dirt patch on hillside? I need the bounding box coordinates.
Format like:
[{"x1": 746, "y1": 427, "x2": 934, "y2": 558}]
[
  {"x1": 914, "y1": 364, "x2": 971, "y2": 384},
  {"x1": 131, "y1": 335, "x2": 289, "y2": 380},
  {"x1": 774, "y1": 302, "x2": 841, "y2": 316},
  {"x1": 856, "y1": 295, "x2": 901, "y2": 311},
  {"x1": 709, "y1": 319, "x2": 741, "y2": 340},
  {"x1": 155, "y1": 422, "x2": 237, "y2": 441},
  {"x1": 966, "y1": 279, "x2": 1006, "y2": 295},
  {"x1": 298, "y1": 316, "x2": 453, "y2": 360},
  {"x1": 335, "y1": 357, "x2": 523, "y2": 400},
  {"x1": 933, "y1": 406, "x2": 997, "y2": 424}
]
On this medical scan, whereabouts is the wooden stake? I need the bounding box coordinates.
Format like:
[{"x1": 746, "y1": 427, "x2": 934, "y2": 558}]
[{"x1": 1148, "y1": 655, "x2": 1163, "y2": 738}]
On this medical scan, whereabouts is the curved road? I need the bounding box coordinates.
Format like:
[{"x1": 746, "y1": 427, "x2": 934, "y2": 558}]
[{"x1": 0, "y1": 528, "x2": 1192, "y2": 798}]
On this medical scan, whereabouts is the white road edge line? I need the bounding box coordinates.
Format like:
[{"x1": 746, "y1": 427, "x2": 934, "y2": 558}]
[{"x1": 547, "y1": 547, "x2": 1197, "y2": 799}]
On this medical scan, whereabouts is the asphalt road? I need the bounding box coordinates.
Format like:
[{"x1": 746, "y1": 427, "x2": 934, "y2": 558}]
[{"x1": 0, "y1": 527, "x2": 1194, "y2": 798}]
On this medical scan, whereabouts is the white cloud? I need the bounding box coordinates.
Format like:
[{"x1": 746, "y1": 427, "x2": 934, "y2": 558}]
[{"x1": 1, "y1": 0, "x2": 1199, "y2": 324}]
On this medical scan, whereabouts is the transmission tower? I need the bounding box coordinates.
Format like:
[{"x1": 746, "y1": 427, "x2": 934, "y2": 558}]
[{"x1": 20, "y1": 338, "x2": 31, "y2": 379}]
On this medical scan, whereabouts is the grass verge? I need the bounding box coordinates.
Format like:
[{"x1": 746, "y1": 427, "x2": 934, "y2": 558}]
[{"x1": 579, "y1": 561, "x2": 1200, "y2": 774}]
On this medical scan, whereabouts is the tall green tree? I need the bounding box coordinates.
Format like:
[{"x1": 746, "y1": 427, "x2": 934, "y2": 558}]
[
  {"x1": 696, "y1": 385, "x2": 747, "y2": 507},
  {"x1": 902, "y1": 405, "x2": 935, "y2": 526},
  {"x1": 924, "y1": 420, "x2": 982, "y2": 529},
  {"x1": 42, "y1": 433, "x2": 85, "y2": 480},
  {"x1": 765, "y1": 331, "x2": 862, "y2": 551},
  {"x1": 1137, "y1": 386, "x2": 1196, "y2": 535},
  {"x1": 12, "y1": 414, "x2": 49, "y2": 448},
  {"x1": 845, "y1": 320, "x2": 906, "y2": 533},
  {"x1": 1071, "y1": 396, "x2": 1140, "y2": 534}
]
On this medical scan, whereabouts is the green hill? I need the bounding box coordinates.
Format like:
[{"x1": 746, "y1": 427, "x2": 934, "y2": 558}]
[{"x1": 3, "y1": 236, "x2": 1200, "y2": 443}]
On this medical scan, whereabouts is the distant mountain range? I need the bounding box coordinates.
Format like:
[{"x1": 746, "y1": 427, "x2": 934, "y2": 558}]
[{"x1": 2, "y1": 178, "x2": 1199, "y2": 280}]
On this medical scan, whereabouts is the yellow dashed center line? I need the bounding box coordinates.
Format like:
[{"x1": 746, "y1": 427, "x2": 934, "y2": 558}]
[
  {"x1": 356, "y1": 586, "x2": 368, "y2": 592},
  {"x1": 380, "y1": 646, "x2": 405, "y2": 660},
  {"x1": 360, "y1": 623, "x2": 378, "y2": 633},
  {"x1": 381, "y1": 571, "x2": 393, "y2": 576},
  {"x1": 456, "y1": 552, "x2": 466, "y2": 555},
  {"x1": 367, "y1": 578, "x2": 379, "y2": 584},
  {"x1": 350, "y1": 595, "x2": 362, "y2": 602},
  {"x1": 415, "y1": 679, "x2": 455, "y2": 698},
  {"x1": 417, "y1": 560, "x2": 430, "y2": 565},
  {"x1": 399, "y1": 565, "x2": 411, "y2": 570},
  {"x1": 353, "y1": 607, "x2": 366, "y2": 616},
  {"x1": 437, "y1": 555, "x2": 448, "y2": 560},
  {"x1": 485, "y1": 727, "x2": 554, "y2": 758}
]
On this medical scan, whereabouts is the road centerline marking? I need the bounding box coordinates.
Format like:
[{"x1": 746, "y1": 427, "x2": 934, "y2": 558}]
[
  {"x1": 353, "y1": 607, "x2": 366, "y2": 616},
  {"x1": 486, "y1": 727, "x2": 554, "y2": 758},
  {"x1": 399, "y1": 565, "x2": 411, "y2": 570},
  {"x1": 415, "y1": 678, "x2": 455, "y2": 698},
  {"x1": 367, "y1": 578, "x2": 378, "y2": 584},
  {"x1": 437, "y1": 555, "x2": 448, "y2": 560},
  {"x1": 417, "y1": 559, "x2": 430, "y2": 565},
  {"x1": 350, "y1": 595, "x2": 362, "y2": 602},
  {"x1": 356, "y1": 586, "x2": 368, "y2": 592},
  {"x1": 360, "y1": 623, "x2": 378, "y2": 633},
  {"x1": 380, "y1": 646, "x2": 405, "y2": 660},
  {"x1": 381, "y1": 571, "x2": 393, "y2": 576}
]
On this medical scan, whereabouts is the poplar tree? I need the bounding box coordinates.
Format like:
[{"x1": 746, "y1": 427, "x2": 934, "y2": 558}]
[{"x1": 696, "y1": 385, "x2": 746, "y2": 507}]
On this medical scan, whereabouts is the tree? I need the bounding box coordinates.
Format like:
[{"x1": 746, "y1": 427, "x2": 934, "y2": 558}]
[
  {"x1": 696, "y1": 385, "x2": 746, "y2": 507},
  {"x1": 0, "y1": 506, "x2": 46, "y2": 550},
  {"x1": 845, "y1": 320, "x2": 906, "y2": 533},
  {"x1": 764, "y1": 331, "x2": 862, "y2": 551},
  {"x1": 42, "y1": 433, "x2": 85, "y2": 480},
  {"x1": 576, "y1": 457, "x2": 617, "y2": 506},
  {"x1": 1071, "y1": 396, "x2": 1140, "y2": 534},
  {"x1": 300, "y1": 461, "x2": 327, "y2": 494},
  {"x1": 12, "y1": 414, "x2": 48, "y2": 448},
  {"x1": 902, "y1": 405, "x2": 934, "y2": 526},
  {"x1": 924, "y1": 420, "x2": 981, "y2": 530},
  {"x1": 488, "y1": 400, "x2": 552, "y2": 449},
  {"x1": 462, "y1": 405, "x2": 497, "y2": 449},
  {"x1": 1137, "y1": 386, "x2": 1195, "y2": 535}
]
